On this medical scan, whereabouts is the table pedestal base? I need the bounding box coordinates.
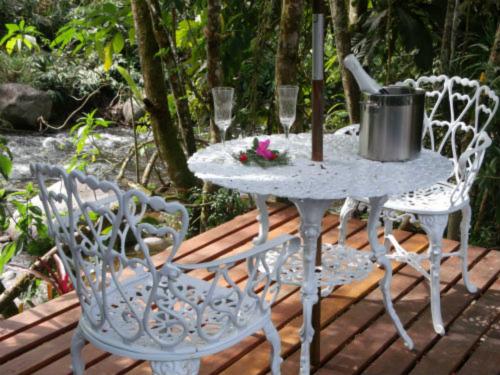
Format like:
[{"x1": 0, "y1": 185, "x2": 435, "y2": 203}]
[{"x1": 290, "y1": 198, "x2": 331, "y2": 375}]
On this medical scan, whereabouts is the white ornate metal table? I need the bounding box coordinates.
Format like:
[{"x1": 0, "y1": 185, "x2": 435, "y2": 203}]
[{"x1": 188, "y1": 133, "x2": 451, "y2": 374}]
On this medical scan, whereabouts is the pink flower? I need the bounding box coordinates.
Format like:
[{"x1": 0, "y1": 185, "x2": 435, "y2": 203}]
[{"x1": 255, "y1": 139, "x2": 275, "y2": 160}]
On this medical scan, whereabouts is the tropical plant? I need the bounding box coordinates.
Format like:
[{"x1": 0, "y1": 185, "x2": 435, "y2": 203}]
[
  {"x1": 0, "y1": 19, "x2": 42, "y2": 55},
  {"x1": 67, "y1": 110, "x2": 112, "y2": 172},
  {"x1": 0, "y1": 183, "x2": 53, "y2": 274},
  {"x1": 51, "y1": 1, "x2": 134, "y2": 71}
]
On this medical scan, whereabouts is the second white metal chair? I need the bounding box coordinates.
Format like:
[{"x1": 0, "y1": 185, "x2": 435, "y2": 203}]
[{"x1": 336, "y1": 75, "x2": 498, "y2": 335}]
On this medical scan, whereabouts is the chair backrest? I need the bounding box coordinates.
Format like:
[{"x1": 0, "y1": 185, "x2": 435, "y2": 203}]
[
  {"x1": 32, "y1": 164, "x2": 284, "y2": 350},
  {"x1": 398, "y1": 75, "x2": 498, "y2": 204}
]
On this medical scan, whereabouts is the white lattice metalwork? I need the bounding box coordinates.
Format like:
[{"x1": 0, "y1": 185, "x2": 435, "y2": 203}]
[
  {"x1": 265, "y1": 244, "x2": 373, "y2": 290},
  {"x1": 32, "y1": 164, "x2": 301, "y2": 375},
  {"x1": 337, "y1": 75, "x2": 498, "y2": 336},
  {"x1": 188, "y1": 133, "x2": 452, "y2": 200}
]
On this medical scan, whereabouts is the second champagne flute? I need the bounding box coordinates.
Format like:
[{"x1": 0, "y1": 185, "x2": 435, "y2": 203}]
[
  {"x1": 278, "y1": 85, "x2": 299, "y2": 140},
  {"x1": 212, "y1": 87, "x2": 234, "y2": 147}
]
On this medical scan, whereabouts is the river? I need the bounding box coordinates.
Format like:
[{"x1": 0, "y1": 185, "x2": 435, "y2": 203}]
[{"x1": 2, "y1": 126, "x2": 152, "y2": 190}]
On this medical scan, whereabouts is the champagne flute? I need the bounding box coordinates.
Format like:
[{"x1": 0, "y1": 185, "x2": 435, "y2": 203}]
[
  {"x1": 212, "y1": 87, "x2": 234, "y2": 147},
  {"x1": 278, "y1": 85, "x2": 299, "y2": 140}
]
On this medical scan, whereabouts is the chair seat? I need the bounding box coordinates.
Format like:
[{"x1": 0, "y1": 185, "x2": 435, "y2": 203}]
[
  {"x1": 81, "y1": 272, "x2": 269, "y2": 360},
  {"x1": 358, "y1": 182, "x2": 467, "y2": 215}
]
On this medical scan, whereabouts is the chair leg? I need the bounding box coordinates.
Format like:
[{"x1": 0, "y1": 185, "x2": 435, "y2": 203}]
[
  {"x1": 263, "y1": 320, "x2": 282, "y2": 375},
  {"x1": 419, "y1": 214, "x2": 448, "y2": 335},
  {"x1": 71, "y1": 327, "x2": 86, "y2": 375},
  {"x1": 338, "y1": 198, "x2": 358, "y2": 245},
  {"x1": 150, "y1": 359, "x2": 201, "y2": 375},
  {"x1": 460, "y1": 204, "x2": 477, "y2": 293}
]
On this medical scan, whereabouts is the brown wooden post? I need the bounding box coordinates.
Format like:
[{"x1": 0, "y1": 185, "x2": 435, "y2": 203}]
[{"x1": 311, "y1": 0, "x2": 325, "y2": 368}]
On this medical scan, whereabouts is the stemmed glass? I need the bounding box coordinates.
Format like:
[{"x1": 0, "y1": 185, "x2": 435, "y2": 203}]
[
  {"x1": 212, "y1": 87, "x2": 234, "y2": 146},
  {"x1": 278, "y1": 85, "x2": 299, "y2": 140}
]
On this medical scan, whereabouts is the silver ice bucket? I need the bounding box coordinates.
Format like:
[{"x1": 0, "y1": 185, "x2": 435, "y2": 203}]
[{"x1": 359, "y1": 86, "x2": 425, "y2": 161}]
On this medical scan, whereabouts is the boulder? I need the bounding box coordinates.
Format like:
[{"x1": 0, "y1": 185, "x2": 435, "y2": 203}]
[
  {"x1": 122, "y1": 99, "x2": 145, "y2": 124},
  {"x1": 0, "y1": 83, "x2": 53, "y2": 130}
]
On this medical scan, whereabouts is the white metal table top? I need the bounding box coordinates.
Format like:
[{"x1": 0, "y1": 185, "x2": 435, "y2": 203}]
[{"x1": 188, "y1": 133, "x2": 452, "y2": 200}]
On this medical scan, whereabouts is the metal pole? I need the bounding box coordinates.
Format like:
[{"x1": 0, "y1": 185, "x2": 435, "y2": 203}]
[
  {"x1": 312, "y1": 0, "x2": 324, "y2": 163},
  {"x1": 311, "y1": 0, "x2": 324, "y2": 368}
]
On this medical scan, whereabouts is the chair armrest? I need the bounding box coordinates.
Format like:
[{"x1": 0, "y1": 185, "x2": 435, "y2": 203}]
[
  {"x1": 458, "y1": 132, "x2": 492, "y2": 172},
  {"x1": 174, "y1": 234, "x2": 301, "y2": 271}
]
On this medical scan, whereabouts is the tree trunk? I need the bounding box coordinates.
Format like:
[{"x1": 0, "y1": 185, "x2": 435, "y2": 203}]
[
  {"x1": 131, "y1": 0, "x2": 198, "y2": 191},
  {"x1": 146, "y1": 0, "x2": 197, "y2": 156},
  {"x1": 275, "y1": 0, "x2": 305, "y2": 133},
  {"x1": 440, "y1": 0, "x2": 455, "y2": 73},
  {"x1": 248, "y1": 0, "x2": 276, "y2": 135},
  {"x1": 206, "y1": 0, "x2": 223, "y2": 143},
  {"x1": 329, "y1": 0, "x2": 360, "y2": 123},
  {"x1": 275, "y1": 0, "x2": 304, "y2": 86},
  {"x1": 348, "y1": 0, "x2": 367, "y2": 29},
  {"x1": 449, "y1": 0, "x2": 461, "y2": 69}
]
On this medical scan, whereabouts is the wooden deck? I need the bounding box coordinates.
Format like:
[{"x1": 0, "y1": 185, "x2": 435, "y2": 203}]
[{"x1": 0, "y1": 203, "x2": 498, "y2": 375}]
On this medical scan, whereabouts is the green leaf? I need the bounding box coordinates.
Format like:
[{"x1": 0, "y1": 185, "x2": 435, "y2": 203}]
[
  {"x1": 103, "y1": 43, "x2": 113, "y2": 71},
  {"x1": 0, "y1": 242, "x2": 17, "y2": 273},
  {"x1": 112, "y1": 32, "x2": 125, "y2": 54},
  {"x1": 5, "y1": 23, "x2": 19, "y2": 33},
  {"x1": 28, "y1": 206, "x2": 43, "y2": 216},
  {"x1": 5, "y1": 38, "x2": 16, "y2": 54},
  {"x1": 128, "y1": 28, "x2": 136, "y2": 45},
  {"x1": 0, "y1": 154, "x2": 12, "y2": 180},
  {"x1": 117, "y1": 66, "x2": 142, "y2": 101}
]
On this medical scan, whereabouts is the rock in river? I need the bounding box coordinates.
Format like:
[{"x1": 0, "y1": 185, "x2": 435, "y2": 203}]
[{"x1": 0, "y1": 83, "x2": 53, "y2": 130}]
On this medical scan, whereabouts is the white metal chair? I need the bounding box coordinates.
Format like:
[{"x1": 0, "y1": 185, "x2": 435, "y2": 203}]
[
  {"x1": 32, "y1": 164, "x2": 300, "y2": 375},
  {"x1": 336, "y1": 76, "x2": 498, "y2": 335}
]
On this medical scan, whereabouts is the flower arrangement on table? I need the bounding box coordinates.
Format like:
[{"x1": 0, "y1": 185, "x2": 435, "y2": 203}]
[{"x1": 234, "y1": 138, "x2": 290, "y2": 167}]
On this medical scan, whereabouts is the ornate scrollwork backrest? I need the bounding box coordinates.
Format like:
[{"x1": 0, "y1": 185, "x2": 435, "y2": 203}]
[
  {"x1": 399, "y1": 76, "x2": 498, "y2": 204},
  {"x1": 32, "y1": 164, "x2": 190, "y2": 342},
  {"x1": 32, "y1": 164, "x2": 296, "y2": 349}
]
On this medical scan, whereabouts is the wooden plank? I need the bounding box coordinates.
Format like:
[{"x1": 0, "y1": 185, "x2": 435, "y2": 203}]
[
  {"x1": 317, "y1": 241, "x2": 481, "y2": 375},
  {"x1": 0, "y1": 206, "x2": 298, "y2": 367},
  {"x1": 409, "y1": 278, "x2": 500, "y2": 375},
  {"x1": 211, "y1": 230, "x2": 414, "y2": 375},
  {"x1": 457, "y1": 319, "x2": 500, "y2": 375},
  {"x1": 0, "y1": 204, "x2": 287, "y2": 343},
  {"x1": 175, "y1": 203, "x2": 288, "y2": 258},
  {"x1": 363, "y1": 248, "x2": 500, "y2": 375}
]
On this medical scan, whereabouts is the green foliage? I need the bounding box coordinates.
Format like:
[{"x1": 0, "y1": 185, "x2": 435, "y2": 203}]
[
  {"x1": 0, "y1": 183, "x2": 54, "y2": 274},
  {"x1": 353, "y1": 0, "x2": 439, "y2": 82},
  {"x1": 67, "y1": 110, "x2": 112, "y2": 172},
  {"x1": 186, "y1": 187, "x2": 251, "y2": 237},
  {"x1": 0, "y1": 137, "x2": 13, "y2": 181},
  {"x1": 51, "y1": 1, "x2": 134, "y2": 72},
  {"x1": 0, "y1": 50, "x2": 111, "y2": 99},
  {"x1": 0, "y1": 19, "x2": 43, "y2": 55}
]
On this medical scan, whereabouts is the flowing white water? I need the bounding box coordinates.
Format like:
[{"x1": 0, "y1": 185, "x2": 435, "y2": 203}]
[{"x1": 3, "y1": 127, "x2": 151, "y2": 189}]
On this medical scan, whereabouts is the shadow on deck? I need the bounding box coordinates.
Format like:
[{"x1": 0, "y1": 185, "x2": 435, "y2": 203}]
[{"x1": 0, "y1": 203, "x2": 498, "y2": 375}]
